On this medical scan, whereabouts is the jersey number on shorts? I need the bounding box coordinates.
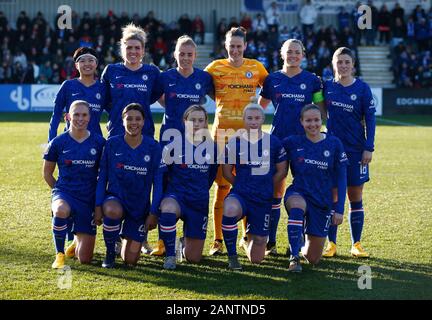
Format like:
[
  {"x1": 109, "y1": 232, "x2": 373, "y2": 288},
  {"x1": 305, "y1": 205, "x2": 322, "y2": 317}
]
[
  {"x1": 264, "y1": 214, "x2": 270, "y2": 230},
  {"x1": 360, "y1": 164, "x2": 368, "y2": 175},
  {"x1": 202, "y1": 217, "x2": 208, "y2": 231}
]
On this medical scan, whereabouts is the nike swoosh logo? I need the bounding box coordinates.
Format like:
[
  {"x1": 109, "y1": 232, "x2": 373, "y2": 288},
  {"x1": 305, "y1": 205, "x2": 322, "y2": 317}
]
[
  {"x1": 274, "y1": 84, "x2": 281, "y2": 88},
  {"x1": 327, "y1": 92, "x2": 333, "y2": 94},
  {"x1": 63, "y1": 150, "x2": 71, "y2": 153},
  {"x1": 238, "y1": 152, "x2": 246, "y2": 156},
  {"x1": 297, "y1": 149, "x2": 304, "y2": 151},
  {"x1": 72, "y1": 93, "x2": 80, "y2": 96},
  {"x1": 116, "y1": 76, "x2": 123, "y2": 79},
  {"x1": 115, "y1": 153, "x2": 123, "y2": 156},
  {"x1": 178, "y1": 154, "x2": 184, "y2": 158},
  {"x1": 169, "y1": 83, "x2": 175, "y2": 87}
]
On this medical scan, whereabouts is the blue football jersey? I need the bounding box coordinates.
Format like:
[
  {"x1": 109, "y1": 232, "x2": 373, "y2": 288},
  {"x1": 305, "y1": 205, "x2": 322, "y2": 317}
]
[
  {"x1": 324, "y1": 78, "x2": 376, "y2": 153},
  {"x1": 158, "y1": 68, "x2": 213, "y2": 140},
  {"x1": 283, "y1": 134, "x2": 348, "y2": 209},
  {"x1": 164, "y1": 137, "x2": 218, "y2": 202},
  {"x1": 101, "y1": 63, "x2": 163, "y2": 138},
  {"x1": 48, "y1": 79, "x2": 108, "y2": 141},
  {"x1": 260, "y1": 70, "x2": 322, "y2": 139},
  {"x1": 226, "y1": 133, "x2": 287, "y2": 202},
  {"x1": 43, "y1": 132, "x2": 106, "y2": 203},
  {"x1": 96, "y1": 135, "x2": 165, "y2": 219}
]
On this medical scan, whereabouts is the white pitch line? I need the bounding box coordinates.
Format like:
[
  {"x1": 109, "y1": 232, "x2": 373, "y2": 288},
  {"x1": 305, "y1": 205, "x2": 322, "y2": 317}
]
[{"x1": 376, "y1": 118, "x2": 424, "y2": 127}]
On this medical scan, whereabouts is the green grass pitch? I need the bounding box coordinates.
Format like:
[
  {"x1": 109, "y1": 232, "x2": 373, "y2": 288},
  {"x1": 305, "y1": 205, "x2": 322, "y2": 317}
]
[{"x1": 0, "y1": 112, "x2": 431, "y2": 300}]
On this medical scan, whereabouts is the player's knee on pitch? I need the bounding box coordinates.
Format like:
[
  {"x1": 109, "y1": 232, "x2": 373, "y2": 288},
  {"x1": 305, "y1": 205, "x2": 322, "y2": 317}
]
[
  {"x1": 160, "y1": 198, "x2": 180, "y2": 215},
  {"x1": 223, "y1": 198, "x2": 241, "y2": 218},
  {"x1": 77, "y1": 252, "x2": 93, "y2": 264},
  {"x1": 103, "y1": 202, "x2": 123, "y2": 219},
  {"x1": 249, "y1": 236, "x2": 266, "y2": 264},
  {"x1": 348, "y1": 186, "x2": 363, "y2": 202},
  {"x1": 185, "y1": 251, "x2": 202, "y2": 264},
  {"x1": 122, "y1": 250, "x2": 139, "y2": 266},
  {"x1": 303, "y1": 252, "x2": 321, "y2": 265},
  {"x1": 52, "y1": 202, "x2": 71, "y2": 218},
  {"x1": 285, "y1": 195, "x2": 306, "y2": 212},
  {"x1": 76, "y1": 237, "x2": 94, "y2": 264}
]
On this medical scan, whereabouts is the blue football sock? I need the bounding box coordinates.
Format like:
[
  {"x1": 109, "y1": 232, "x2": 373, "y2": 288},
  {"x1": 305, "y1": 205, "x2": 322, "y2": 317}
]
[
  {"x1": 222, "y1": 216, "x2": 239, "y2": 256},
  {"x1": 268, "y1": 198, "x2": 281, "y2": 244},
  {"x1": 103, "y1": 217, "x2": 121, "y2": 255},
  {"x1": 328, "y1": 224, "x2": 338, "y2": 244},
  {"x1": 66, "y1": 216, "x2": 74, "y2": 243},
  {"x1": 287, "y1": 208, "x2": 304, "y2": 257},
  {"x1": 52, "y1": 217, "x2": 68, "y2": 254},
  {"x1": 159, "y1": 212, "x2": 177, "y2": 257},
  {"x1": 350, "y1": 201, "x2": 364, "y2": 244}
]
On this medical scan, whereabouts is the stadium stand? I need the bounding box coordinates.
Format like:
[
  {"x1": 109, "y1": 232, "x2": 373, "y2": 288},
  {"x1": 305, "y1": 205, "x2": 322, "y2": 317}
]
[{"x1": 0, "y1": 2, "x2": 430, "y2": 88}]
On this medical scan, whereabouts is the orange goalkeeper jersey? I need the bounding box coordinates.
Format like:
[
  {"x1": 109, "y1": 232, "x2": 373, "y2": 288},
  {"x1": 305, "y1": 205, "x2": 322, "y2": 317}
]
[{"x1": 205, "y1": 58, "x2": 268, "y2": 135}]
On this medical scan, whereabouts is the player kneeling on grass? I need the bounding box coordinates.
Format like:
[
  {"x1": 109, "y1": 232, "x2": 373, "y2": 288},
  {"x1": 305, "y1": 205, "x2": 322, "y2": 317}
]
[
  {"x1": 95, "y1": 103, "x2": 165, "y2": 268},
  {"x1": 282, "y1": 104, "x2": 347, "y2": 272},
  {"x1": 221, "y1": 104, "x2": 287, "y2": 270},
  {"x1": 158, "y1": 105, "x2": 218, "y2": 270},
  {"x1": 43, "y1": 100, "x2": 106, "y2": 269}
]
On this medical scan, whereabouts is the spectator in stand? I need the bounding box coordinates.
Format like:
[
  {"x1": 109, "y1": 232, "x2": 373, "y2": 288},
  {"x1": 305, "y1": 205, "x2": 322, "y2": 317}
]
[
  {"x1": 0, "y1": 63, "x2": 5, "y2": 83},
  {"x1": 60, "y1": 56, "x2": 79, "y2": 81},
  {"x1": 279, "y1": 25, "x2": 290, "y2": 43},
  {"x1": 269, "y1": 50, "x2": 280, "y2": 71},
  {"x1": 266, "y1": 1, "x2": 281, "y2": 32},
  {"x1": 317, "y1": 40, "x2": 331, "y2": 71},
  {"x1": 192, "y1": 15, "x2": 205, "y2": 44},
  {"x1": 406, "y1": 16, "x2": 416, "y2": 46},
  {"x1": 228, "y1": 16, "x2": 240, "y2": 30},
  {"x1": 377, "y1": 4, "x2": 392, "y2": 45},
  {"x1": 153, "y1": 35, "x2": 168, "y2": 57},
  {"x1": 11, "y1": 61, "x2": 25, "y2": 83},
  {"x1": 178, "y1": 14, "x2": 193, "y2": 37},
  {"x1": 322, "y1": 63, "x2": 333, "y2": 81},
  {"x1": 245, "y1": 38, "x2": 258, "y2": 58},
  {"x1": 391, "y1": 17, "x2": 406, "y2": 48},
  {"x1": 392, "y1": 2, "x2": 405, "y2": 23},
  {"x1": 399, "y1": 62, "x2": 414, "y2": 87},
  {"x1": 16, "y1": 11, "x2": 31, "y2": 31},
  {"x1": 118, "y1": 11, "x2": 130, "y2": 28},
  {"x1": 64, "y1": 35, "x2": 79, "y2": 57},
  {"x1": 142, "y1": 11, "x2": 160, "y2": 35},
  {"x1": 416, "y1": 18, "x2": 430, "y2": 51},
  {"x1": 13, "y1": 48, "x2": 27, "y2": 69},
  {"x1": 240, "y1": 13, "x2": 253, "y2": 33},
  {"x1": 93, "y1": 12, "x2": 105, "y2": 37},
  {"x1": 351, "y1": 2, "x2": 364, "y2": 46},
  {"x1": 252, "y1": 13, "x2": 267, "y2": 34},
  {"x1": 51, "y1": 62, "x2": 61, "y2": 84},
  {"x1": 39, "y1": 60, "x2": 52, "y2": 81},
  {"x1": 216, "y1": 18, "x2": 228, "y2": 44},
  {"x1": 299, "y1": 0, "x2": 318, "y2": 37},
  {"x1": 338, "y1": 7, "x2": 351, "y2": 32},
  {"x1": 257, "y1": 51, "x2": 269, "y2": 69},
  {"x1": 0, "y1": 11, "x2": 8, "y2": 29},
  {"x1": 365, "y1": 0, "x2": 379, "y2": 45},
  {"x1": 339, "y1": 27, "x2": 355, "y2": 48},
  {"x1": 412, "y1": 5, "x2": 426, "y2": 22},
  {"x1": 415, "y1": 65, "x2": 432, "y2": 88},
  {"x1": 267, "y1": 25, "x2": 280, "y2": 51}
]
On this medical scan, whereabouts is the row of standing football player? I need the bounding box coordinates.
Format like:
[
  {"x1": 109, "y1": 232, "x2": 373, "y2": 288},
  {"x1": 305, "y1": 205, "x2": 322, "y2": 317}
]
[{"x1": 44, "y1": 24, "x2": 375, "y2": 272}]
